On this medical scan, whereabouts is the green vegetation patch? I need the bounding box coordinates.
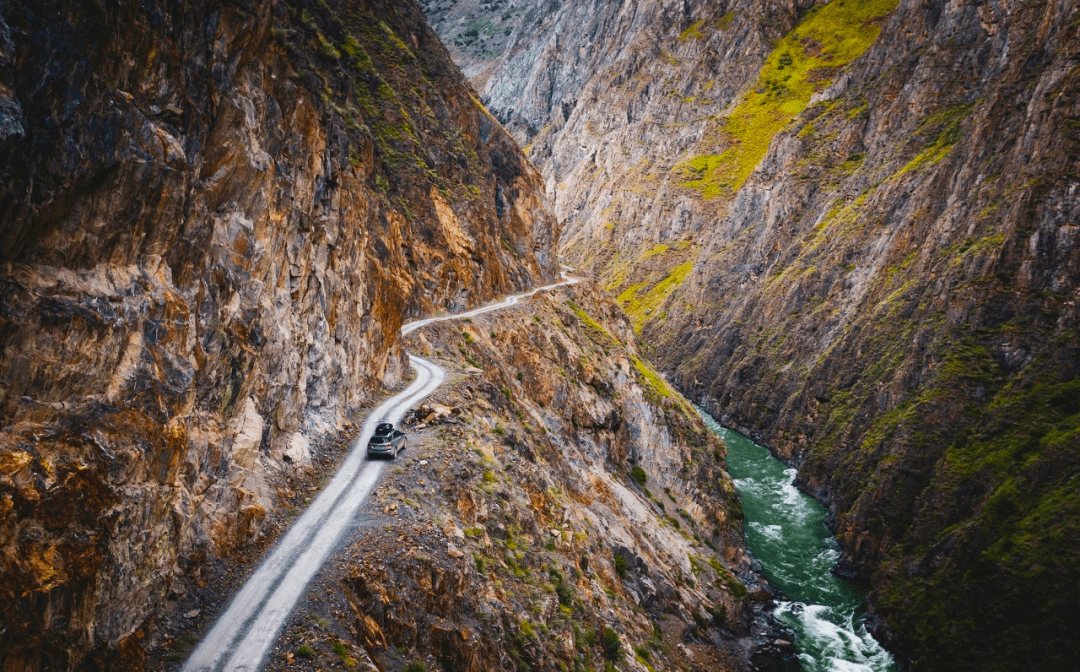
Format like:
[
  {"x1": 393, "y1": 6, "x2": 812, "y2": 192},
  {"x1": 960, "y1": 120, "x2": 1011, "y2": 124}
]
[
  {"x1": 641, "y1": 240, "x2": 692, "y2": 261},
  {"x1": 617, "y1": 261, "x2": 694, "y2": 332},
  {"x1": 679, "y1": 19, "x2": 706, "y2": 41},
  {"x1": 614, "y1": 553, "x2": 628, "y2": 578},
  {"x1": 553, "y1": 575, "x2": 573, "y2": 606},
  {"x1": 719, "y1": 569, "x2": 749, "y2": 597},
  {"x1": 675, "y1": 0, "x2": 900, "y2": 199},
  {"x1": 892, "y1": 104, "x2": 974, "y2": 178},
  {"x1": 567, "y1": 299, "x2": 621, "y2": 348},
  {"x1": 601, "y1": 627, "x2": 623, "y2": 661},
  {"x1": 316, "y1": 31, "x2": 341, "y2": 59},
  {"x1": 296, "y1": 644, "x2": 315, "y2": 659},
  {"x1": 629, "y1": 354, "x2": 701, "y2": 422},
  {"x1": 602, "y1": 251, "x2": 634, "y2": 293},
  {"x1": 371, "y1": 18, "x2": 416, "y2": 62},
  {"x1": 642, "y1": 243, "x2": 670, "y2": 259},
  {"x1": 631, "y1": 356, "x2": 672, "y2": 400}
]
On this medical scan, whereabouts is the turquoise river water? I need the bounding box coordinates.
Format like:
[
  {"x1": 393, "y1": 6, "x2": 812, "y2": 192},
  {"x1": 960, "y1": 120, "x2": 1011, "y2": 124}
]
[{"x1": 697, "y1": 408, "x2": 898, "y2": 672}]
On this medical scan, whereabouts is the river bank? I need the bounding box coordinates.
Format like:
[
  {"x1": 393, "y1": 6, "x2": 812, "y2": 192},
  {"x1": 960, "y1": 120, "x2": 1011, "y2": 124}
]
[{"x1": 698, "y1": 408, "x2": 898, "y2": 672}]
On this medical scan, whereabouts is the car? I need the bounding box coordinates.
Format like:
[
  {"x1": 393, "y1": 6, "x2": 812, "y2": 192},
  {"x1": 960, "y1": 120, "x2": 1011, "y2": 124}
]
[{"x1": 366, "y1": 422, "x2": 407, "y2": 458}]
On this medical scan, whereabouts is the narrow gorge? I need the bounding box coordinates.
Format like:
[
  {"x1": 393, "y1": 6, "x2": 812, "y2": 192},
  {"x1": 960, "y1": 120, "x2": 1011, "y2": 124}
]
[
  {"x1": 1, "y1": 0, "x2": 1077, "y2": 671},
  {"x1": 423, "y1": 0, "x2": 1080, "y2": 669}
]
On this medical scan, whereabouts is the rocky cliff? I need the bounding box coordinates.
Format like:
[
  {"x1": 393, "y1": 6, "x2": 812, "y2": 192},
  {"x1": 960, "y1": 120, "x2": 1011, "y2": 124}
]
[
  {"x1": 418, "y1": 0, "x2": 543, "y2": 88},
  {"x1": 423, "y1": 0, "x2": 1080, "y2": 668},
  {"x1": 244, "y1": 283, "x2": 794, "y2": 672},
  {"x1": 0, "y1": 0, "x2": 558, "y2": 668}
]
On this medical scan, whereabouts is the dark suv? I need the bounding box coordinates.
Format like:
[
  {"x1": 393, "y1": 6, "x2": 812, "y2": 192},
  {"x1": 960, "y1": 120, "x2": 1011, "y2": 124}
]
[{"x1": 367, "y1": 422, "x2": 407, "y2": 458}]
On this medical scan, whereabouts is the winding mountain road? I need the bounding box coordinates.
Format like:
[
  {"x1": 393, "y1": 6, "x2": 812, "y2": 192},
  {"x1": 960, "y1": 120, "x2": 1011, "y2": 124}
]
[{"x1": 182, "y1": 272, "x2": 578, "y2": 672}]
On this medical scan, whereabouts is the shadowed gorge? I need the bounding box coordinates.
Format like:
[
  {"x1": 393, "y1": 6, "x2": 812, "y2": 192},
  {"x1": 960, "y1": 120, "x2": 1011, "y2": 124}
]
[{"x1": 1, "y1": 0, "x2": 1078, "y2": 670}]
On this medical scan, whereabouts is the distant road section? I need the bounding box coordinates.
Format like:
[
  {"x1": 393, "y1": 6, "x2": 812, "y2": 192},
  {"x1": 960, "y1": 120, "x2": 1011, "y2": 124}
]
[{"x1": 183, "y1": 273, "x2": 577, "y2": 672}]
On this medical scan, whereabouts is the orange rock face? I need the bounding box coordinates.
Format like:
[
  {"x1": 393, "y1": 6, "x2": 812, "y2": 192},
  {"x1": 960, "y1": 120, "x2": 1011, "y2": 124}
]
[{"x1": 0, "y1": 0, "x2": 556, "y2": 667}]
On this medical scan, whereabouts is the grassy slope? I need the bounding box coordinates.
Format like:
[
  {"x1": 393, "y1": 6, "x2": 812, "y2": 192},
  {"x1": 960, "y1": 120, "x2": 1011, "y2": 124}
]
[{"x1": 675, "y1": 0, "x2": 899, "y2": 199}]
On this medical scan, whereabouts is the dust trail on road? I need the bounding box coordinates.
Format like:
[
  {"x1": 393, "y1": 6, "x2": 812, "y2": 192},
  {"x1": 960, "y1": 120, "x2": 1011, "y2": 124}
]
[{"x1": 183, "y1": 273, "x2": 577, "y2": 672}]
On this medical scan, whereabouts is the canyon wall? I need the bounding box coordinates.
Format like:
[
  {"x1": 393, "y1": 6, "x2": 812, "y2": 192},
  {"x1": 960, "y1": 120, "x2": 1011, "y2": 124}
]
[
  {"x1": 424, "y1": 0, "x2": 1080, "y2": 668},
  {"x1": 0, "y1": 0, "x2": 557, "y2": 667}
]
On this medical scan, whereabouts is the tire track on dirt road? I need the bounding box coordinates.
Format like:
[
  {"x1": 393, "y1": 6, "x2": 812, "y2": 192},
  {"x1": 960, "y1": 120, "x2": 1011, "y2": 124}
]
[{"x1": 183, "y1": 273, "x2": 578, "y2": 672}]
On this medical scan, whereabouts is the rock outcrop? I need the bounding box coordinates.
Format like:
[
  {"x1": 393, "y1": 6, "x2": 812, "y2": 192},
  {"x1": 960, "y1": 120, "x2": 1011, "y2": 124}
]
[
  {"x1": 423, "y1": 0, "x2": 1080, "y2": 668},
  {"x1": 0, "y1": 0, "x2": 557, "y2": 667}
]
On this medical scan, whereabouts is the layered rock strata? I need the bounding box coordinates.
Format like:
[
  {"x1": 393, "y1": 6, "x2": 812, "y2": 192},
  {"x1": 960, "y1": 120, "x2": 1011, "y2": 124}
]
[{"x1": 0, "y1": 0, "x2": 556, "y2": 667}]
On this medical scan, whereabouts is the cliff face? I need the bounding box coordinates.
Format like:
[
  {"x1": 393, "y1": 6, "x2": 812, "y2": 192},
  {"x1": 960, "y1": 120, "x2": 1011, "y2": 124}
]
[
  {"x1": 425, "y1": 0, "x2": 821, "y2": 324},
  {"x1": 655, "y1": 3, "x2": 1080, "y2": 669},
  {"x1": 0, "y1": 0, "x2": 557, "y2": 668},
  {"x1": 423, "y1": 0, "x2": 1080, "y2": 668}
]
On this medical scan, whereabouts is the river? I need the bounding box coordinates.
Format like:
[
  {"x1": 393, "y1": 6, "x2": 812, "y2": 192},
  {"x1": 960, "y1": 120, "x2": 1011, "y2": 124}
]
[{"x1": 697, "y1": 408, "x2": 898, "y2": 672}]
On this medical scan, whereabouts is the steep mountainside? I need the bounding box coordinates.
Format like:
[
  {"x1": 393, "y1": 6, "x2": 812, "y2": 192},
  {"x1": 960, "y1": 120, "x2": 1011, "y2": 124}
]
[
  {"x1": 423, "y1": 0, "x2": 1080, "y2": 669},
  {"x1": 418, "y1": 0, "x2": 555, "y2": 89},
  {"x1": 428, "y1": 0, "x2": 819, "y2": 314},
  {"x1": 0, "y1": 0, "x2": 557, "y2": 667},
  {"x1": 241, "y1": 284, "x2": 796, "y2": 672}
]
